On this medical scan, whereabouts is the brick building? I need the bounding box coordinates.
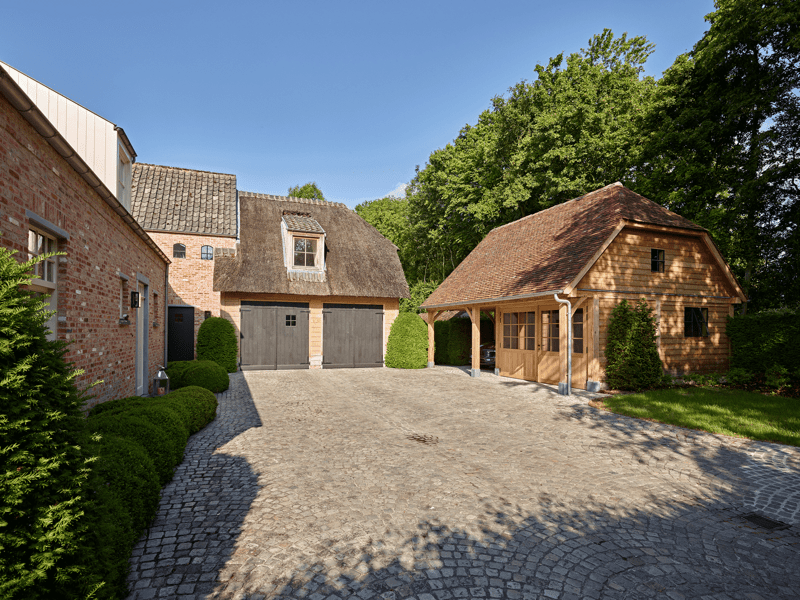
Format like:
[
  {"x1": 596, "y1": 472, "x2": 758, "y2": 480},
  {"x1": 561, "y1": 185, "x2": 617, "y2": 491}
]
[
  {"x1": 131, "y1": 163, "x2": 238, "y2": 361},
  {"x1": 0, "y1": 63, "x2": 169, "y2": 405}
]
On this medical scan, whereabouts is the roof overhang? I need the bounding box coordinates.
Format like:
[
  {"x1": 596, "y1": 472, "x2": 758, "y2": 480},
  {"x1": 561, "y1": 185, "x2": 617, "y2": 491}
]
[
  {"x1": 0, "y1": 64, "x2": 169, "y2": 265},
  {"x1": 422, "y1": 288, "x2": 565, "y2": 310}
]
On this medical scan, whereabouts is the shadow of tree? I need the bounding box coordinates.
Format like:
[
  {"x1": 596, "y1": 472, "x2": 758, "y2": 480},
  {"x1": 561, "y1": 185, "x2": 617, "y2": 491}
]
[
  {"x1": 222, "y1": 494, "x2": 799, "y2": 600},
  {"x1": 127, "y1": 371, "x2": 800, "y2": 600},
  {"x1": 126, "y1": 373, "x2": 263, "y2": 598}
]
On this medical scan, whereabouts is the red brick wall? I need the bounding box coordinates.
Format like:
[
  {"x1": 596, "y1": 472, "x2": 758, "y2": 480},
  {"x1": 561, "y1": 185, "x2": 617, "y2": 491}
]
[
  {"x1": 147, "y1": 231, "x2": 236, "y2": 356},
  {"x1": 0, "y1": 92, "x2": 168, "y2": 407}
]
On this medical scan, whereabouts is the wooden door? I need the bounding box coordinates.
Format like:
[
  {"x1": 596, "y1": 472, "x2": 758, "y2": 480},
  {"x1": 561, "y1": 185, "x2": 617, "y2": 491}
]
[
  {"x1": 323, "y1": 304, "x2": 384, "y2": 368},
  {"x1": 168, "y1": 306, "x2": 195, "y2": 363},
  {"x1": 538, "y1": 308, "x2": 560, "y2": 384},
  {"x1": 498, "y1": 310, "x2": 538, "y2": 381},
  {"x1": 240, "y1": 301, "x2": 309, "y2": 370}
]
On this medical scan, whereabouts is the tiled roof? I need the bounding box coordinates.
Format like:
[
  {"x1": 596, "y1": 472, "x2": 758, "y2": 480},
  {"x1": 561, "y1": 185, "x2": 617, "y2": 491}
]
[
  {"x1": 422, "y1": 183, "x2": 704, "y2": 308},
  {"x1": 131, "y1": 163, "x2": 237, "y2": 236},
  {"x1": 282, "y1": 212, "x2": 325, "y2": 234}
]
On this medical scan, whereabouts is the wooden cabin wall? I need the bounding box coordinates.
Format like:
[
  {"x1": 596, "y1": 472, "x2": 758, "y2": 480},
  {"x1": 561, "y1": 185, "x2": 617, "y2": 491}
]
[{"x1": 578, "y1": 227, "x2": 737, "y2": 378}]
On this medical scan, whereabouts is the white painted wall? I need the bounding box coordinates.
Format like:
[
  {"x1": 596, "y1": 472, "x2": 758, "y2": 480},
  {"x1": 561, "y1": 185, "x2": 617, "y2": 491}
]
[{"x1": 1, "y1": 61, "x2": 133, "y2": 211}]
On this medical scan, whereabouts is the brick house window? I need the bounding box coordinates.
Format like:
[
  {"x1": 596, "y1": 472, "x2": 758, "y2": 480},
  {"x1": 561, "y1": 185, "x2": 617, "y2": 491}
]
[
  {"x1": 28, "y1": 229, "x2": 58, "y2": 340},
  {"x1": 173, "y1": 243, "x2": 186, "y2": 259},
  {"x1": 684, "y1": 307, "x2": 709, "y2": 337},
  {"x1": 28, "y1": 229, "x2": 57, "y2": 283},
  {"x1": 651, "y1": 249, "x2": 665, "y2": 273},
  {"x1": 201, "y1": 245, "x2": 213, "y2": 260},
  {"x1": 293, "y1": 237, "x2": 317, "y2": 267}
]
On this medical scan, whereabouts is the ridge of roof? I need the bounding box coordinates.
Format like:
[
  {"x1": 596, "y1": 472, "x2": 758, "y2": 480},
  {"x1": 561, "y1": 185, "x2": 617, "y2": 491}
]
[
  {"x1": 492, "y1": 182, "x2": 626, "y2": 233},
  {"x1": 134, "y1": 162, "x2": 236, "y2": 178},
  {"x1": 421, "y1": 183, "x2": 708, "y2": 309},
  {"x1": 239, "y1": 190, "x2": 348, "y2": 209}
]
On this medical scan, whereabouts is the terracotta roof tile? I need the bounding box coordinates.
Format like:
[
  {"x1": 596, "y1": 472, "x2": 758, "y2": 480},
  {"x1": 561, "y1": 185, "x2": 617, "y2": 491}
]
[
  {"x1": 422, "y1": 183, "x2": 704, "y2": 308},
  {"x1": 131, "y1": 163, "x2": 237, "y2": 236}
]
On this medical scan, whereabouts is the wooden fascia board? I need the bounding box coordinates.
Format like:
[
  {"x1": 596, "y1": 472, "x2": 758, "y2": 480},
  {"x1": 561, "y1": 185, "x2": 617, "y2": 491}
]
[
  {"x1": 699, "y1": 233, "x2": 747, "y2": 302},
  {"x1": 563, "y1": 221, "x2": 627, "y2": 295}
]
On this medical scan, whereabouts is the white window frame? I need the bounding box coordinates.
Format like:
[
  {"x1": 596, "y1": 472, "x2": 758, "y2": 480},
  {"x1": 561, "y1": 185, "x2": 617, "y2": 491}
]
[
  {"x1": 117, "y1": 142, "x2": 132, "y2": 209},
  {"x1": 28, "y1": 228, "x2": 57, "y2": 288}
]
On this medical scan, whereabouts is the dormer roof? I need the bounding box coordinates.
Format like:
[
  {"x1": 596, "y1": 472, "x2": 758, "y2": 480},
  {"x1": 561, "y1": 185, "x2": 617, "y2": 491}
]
[{"x1": 282, "y1": 212, "x2": 325, "y2": 234}]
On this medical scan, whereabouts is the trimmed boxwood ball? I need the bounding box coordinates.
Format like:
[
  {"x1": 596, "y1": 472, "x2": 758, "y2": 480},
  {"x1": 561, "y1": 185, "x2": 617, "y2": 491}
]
[
  {"x1": 167, "y1": 386, "x2": 218, "y2": 432},
  {"x1": 385, "y1": 312, "x2": 429, "y2": 369},
  {"x1": 166, "y1": 360, "x2": 229, "y2": 393},
  {"x1": 88, "y1": 413, "x2": 178, "y2": 485},
  {"x1": 196, "y1": 316, "x2": 238, "y2": 372}
]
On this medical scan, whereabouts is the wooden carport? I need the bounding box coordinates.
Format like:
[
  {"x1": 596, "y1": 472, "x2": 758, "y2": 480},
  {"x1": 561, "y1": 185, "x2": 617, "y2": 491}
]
[{"x1": 425, "y1": 291, "x2": 602, "y2": 393}]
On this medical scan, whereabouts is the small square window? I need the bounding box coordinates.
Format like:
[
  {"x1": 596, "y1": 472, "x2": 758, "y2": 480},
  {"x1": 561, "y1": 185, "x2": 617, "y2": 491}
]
[
  {"x1": 201, "y1": 245, "x2": 213, "y2": 260},
  {"x1": 293, "y1": 237, "x2": 317, "y2": 267},
  {"x1": 285, "y1": 314, "x2": 297, "y2": 327},
  {"x1": 684, "y1": 307, "x2": 708, "y2": 337},
  {"x1": 651, "y1": 249, "x2": 665, "y2": 273},
  {"x1": 204, "y1": 310, "x2": 211, "y2": 319},
  {"x1": 173, "y1": 243, "x2": 186, "y2": 259}
]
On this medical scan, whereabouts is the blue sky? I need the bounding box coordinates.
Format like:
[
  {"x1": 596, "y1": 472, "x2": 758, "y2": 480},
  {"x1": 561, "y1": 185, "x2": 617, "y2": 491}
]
[{"x1": 4, "y1": 0, "x2": 715, "y2": 208}]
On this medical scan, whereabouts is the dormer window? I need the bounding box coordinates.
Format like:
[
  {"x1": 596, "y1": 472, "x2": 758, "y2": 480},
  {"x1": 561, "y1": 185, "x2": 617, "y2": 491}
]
[
  {"x1": 294, "y1": 237, "x2": 317, "y2": 267},
  {"x1": 281, "y1": 211, "x2": 326, "y2": 281}
]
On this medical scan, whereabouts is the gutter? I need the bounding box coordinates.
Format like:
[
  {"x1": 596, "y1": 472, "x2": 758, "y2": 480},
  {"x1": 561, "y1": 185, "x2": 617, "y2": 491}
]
[
  {"x1": 114, "y1": 126, "x2": 137, "y2": 161},
  {"x1": 0, "y1": 65, "x2": 169, "y2": 266},
  {"x1": 422, "y1": 289, "x2": 565, "y2": 311}
]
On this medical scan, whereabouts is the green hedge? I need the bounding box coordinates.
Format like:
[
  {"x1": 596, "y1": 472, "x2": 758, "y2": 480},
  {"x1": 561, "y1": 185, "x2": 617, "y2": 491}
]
[
  {"x1": 0, "y1": 245, "x2": 101, "y2": 599},
  {"x1": 385, "y1": 313, "x2": 428, "y2": 368},
  {"x1": 196, "y1": 316, "x2": 238, "y2": 372},
  {"x1": 166, "y1": 359, "x2": 229, "y2": 393},
  {"x1": 605, "y1": 299, "x2": 664, "y2": 391},
  {"x1": 83, "y1": 386, "x2": 218, "y2": 597},
  {"x1": 434, "y1": 319, "x2": 471, "y2": 365},
  {"x1": 727, "y1": 308, "x2": 800, "y2": 374}
]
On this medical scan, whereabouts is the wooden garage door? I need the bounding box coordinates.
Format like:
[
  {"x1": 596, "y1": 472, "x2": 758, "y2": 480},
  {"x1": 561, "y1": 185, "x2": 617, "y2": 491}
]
[
  {"x1": 322, "y1": 304, "x2": 383, "y2": 368},
  {"x1": 240, "y1": 301, "x2": 309, "y2": 370}
]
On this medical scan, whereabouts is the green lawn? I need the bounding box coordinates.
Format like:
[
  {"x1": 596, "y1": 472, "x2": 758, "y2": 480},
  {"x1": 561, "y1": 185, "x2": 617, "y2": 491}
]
[{"x1": 599, "y1": 387, "x2": 800, "y2": 447}]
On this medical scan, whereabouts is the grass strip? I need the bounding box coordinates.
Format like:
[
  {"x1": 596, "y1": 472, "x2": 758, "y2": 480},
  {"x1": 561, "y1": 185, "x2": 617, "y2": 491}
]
[{"x1": 598, "y1": 387, "x2": 800, "y2": 447}]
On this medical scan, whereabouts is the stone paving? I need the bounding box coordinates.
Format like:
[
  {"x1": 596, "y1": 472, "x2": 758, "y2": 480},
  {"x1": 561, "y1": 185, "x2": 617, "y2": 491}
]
[{"x1": 126, "y1": 368, "x2": 800, "y2": 600}]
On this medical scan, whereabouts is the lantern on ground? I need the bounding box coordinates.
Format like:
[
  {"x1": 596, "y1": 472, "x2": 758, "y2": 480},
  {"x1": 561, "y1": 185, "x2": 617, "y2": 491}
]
[{"x1": 153, "y1": 367, "x2": 169, "y2": 396}]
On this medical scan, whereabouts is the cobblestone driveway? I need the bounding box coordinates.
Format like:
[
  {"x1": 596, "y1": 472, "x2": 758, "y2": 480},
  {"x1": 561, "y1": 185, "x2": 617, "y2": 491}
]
[{"x1": 127, "y1": 368, "x2": 800, "y2": 600}]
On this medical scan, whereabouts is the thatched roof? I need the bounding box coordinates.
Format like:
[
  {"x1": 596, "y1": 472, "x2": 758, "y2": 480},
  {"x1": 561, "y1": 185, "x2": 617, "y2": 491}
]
[
  {"x1": 214, "y1": 192, "x2": 409, "y2": 298},
  {"x1": 422, "y1": 183, "x2": 708, "y2": 309}
]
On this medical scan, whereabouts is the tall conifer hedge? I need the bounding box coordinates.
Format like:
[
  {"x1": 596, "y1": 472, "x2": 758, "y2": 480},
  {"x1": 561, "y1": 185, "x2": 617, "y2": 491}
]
[
  {"x1": 604, "y1": 299, "x2": 664, "y2": 390},
  {"x1": 0, "y1": 246, "x2": 100, "y2": 598}
]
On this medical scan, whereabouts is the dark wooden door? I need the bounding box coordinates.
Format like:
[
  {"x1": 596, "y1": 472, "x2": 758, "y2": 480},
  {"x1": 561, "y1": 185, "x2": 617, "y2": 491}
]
[
  {"x1": 240, "y1": 301, "x2": 309, "y2": 370},
  {"x1": 168, "y1": 306, "x2": 195, "y2": 363},
  {"x1": 322, "y1": 304, "x2": 383, "y2": 368}
]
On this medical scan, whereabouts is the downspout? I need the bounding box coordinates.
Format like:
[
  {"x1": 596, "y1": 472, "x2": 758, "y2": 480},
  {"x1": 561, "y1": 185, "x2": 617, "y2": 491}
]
[
  {"x1": 554, "y1": 294, "x2": 572, "y2": 396},
  {"x1": 164, "y1": 263, "x2": 169, "y2": 367}
]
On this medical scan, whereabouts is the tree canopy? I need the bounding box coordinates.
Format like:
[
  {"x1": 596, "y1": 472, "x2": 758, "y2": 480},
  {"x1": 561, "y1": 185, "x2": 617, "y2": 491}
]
[
  {"x1": 635, "y1": 0, "x2": 799, "y2": 310},
  {"x1": 357, "y1": 1, "x2": 800, "y2": 311},
  {"x1": 288, "y1": 182, "x2": 325, "y2": 201}
]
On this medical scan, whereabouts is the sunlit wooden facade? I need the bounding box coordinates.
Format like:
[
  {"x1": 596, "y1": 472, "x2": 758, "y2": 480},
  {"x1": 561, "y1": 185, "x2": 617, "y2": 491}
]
[{"x1": 421, "y1": 184, "x2": 746, "y2": 391}]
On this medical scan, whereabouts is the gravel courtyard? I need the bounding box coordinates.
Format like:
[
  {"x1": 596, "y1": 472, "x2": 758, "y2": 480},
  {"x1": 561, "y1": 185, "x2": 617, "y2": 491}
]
[{"x1": 126, "y1": 368, "x2": 800, "y2": 600}]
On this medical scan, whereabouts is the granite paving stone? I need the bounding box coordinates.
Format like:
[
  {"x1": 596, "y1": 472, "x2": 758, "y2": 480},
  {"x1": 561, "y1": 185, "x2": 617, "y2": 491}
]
[{"x1": 127, "y1": 368, "x2": 800, "y2": 599}]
